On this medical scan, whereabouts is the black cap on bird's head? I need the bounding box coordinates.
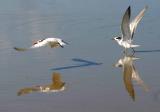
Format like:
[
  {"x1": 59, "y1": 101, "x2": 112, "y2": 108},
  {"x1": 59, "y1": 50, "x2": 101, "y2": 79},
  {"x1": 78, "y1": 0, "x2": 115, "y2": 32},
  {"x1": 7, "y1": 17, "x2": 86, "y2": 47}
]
[
  {"x1": 112, "y1": 36, "x2": 122, "y2": 41},
  {"x1": 116, "y1": 36, "x2": 122, "y2": 40}
]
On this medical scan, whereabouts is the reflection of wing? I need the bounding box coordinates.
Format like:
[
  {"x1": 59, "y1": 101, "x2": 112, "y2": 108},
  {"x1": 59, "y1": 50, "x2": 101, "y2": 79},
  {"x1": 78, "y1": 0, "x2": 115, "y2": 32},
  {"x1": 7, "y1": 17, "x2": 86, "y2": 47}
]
[
  {"x1": 17, "y1": 87, "x2": 39, "y2": 96},
  {"x1": 51, "y1": 72, "x2": 65, "y2": 90},
  {"x1": 121, "y1": 6, "x2": 132, "y2": 42},
  {"x1": 132, "y1": 65, "x2": 149, "y2": 92},
  {"x1": 115, "y1": 54, "x2": 149, "y2": 101},
  {"x1": 123, "y1": 62, "x2": 135, "y2": 101}
]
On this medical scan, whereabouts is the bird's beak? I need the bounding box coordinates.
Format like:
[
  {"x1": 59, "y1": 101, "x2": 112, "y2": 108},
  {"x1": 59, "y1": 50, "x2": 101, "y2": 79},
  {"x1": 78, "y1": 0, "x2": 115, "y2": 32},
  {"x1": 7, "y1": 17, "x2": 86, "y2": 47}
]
[
  {"x1": 59, "y1": 44, "x2": 64, "y2": 48},
  {"x1": 60, "y1": 45, "x2": 64, "y2": 48},
  {"x1": 111, "y1": 38, "x2": 114, "y2": 40},
  {"x1": 62, "y1": 40, "x2": 69, "y2": 45}
]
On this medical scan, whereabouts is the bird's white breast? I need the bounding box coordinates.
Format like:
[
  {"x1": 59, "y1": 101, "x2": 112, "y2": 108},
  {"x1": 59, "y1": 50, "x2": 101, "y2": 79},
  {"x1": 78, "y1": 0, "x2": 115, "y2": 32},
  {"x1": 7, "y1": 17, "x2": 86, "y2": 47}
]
[{"x1": 120, "y1": 41, "x2": 131, "y2": 48}]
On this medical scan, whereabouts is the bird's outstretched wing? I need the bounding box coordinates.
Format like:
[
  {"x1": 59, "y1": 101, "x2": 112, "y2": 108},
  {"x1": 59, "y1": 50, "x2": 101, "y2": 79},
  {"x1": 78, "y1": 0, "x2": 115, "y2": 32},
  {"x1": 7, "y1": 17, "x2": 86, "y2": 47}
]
[
  {"x1": 121, "y1": 6, "x2": 132, "y2": 42},
  {"x1": 130, "y1": 6, "x2": 148, "y2": 38},
  {"x1": 14, "y1": 47, "x2": 28, "y2": 51}
]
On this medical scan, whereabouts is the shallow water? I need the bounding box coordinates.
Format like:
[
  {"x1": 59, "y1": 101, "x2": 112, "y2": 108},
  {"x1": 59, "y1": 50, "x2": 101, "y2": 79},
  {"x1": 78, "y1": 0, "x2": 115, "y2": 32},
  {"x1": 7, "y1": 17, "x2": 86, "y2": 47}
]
[{"x1": 0, "y1": 0, "x2": 160, "y2": 112}]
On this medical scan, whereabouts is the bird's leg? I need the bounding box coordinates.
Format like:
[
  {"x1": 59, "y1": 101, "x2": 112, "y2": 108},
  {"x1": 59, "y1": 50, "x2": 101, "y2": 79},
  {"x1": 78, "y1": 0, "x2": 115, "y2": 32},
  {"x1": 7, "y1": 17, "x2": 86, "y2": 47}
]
[
  {"x1": 132, "y1": 48, "x2": 135, "y2": 54},
  {"x1": 131, "y1": 51, "x2": 135, "y2": 57},
  {"x1": 123, "y1": 48, "x2": 127, "y2": 55}
]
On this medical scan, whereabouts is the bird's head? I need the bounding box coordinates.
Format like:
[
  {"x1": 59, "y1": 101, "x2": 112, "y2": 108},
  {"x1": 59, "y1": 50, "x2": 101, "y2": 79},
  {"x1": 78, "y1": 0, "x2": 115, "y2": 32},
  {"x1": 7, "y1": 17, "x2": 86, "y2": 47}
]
[
  {"x1": 32, "y1": 39, "x2": 45, "y2": 45},
  {"x1": 112, "y1": 36, "x2": 122, "y2": 42}
]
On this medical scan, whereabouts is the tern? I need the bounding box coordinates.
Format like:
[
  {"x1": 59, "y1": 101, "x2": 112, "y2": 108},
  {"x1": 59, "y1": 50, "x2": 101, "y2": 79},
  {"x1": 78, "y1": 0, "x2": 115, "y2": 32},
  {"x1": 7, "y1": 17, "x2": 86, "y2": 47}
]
[
  {"x1": 14, "y1": 37, "x2": 69, "y2": 51},
  {"x1": 17, "y1": 72, "x2": 66, "y2": 96},
  {"x1": 114, "y1": 55, "x2": 149, "y2": 101},
  {"x1": 112, "y1": 6, "x2": 148, "y2": 53}
]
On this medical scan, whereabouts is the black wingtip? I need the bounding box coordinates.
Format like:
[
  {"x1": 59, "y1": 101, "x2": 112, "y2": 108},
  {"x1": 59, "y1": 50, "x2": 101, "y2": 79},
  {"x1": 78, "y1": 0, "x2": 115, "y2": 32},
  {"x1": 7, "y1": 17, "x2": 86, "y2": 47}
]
[
  {"x1": 13, "y1": 47, "x2": 20, "y2": 51},
  {"x1": 13, "y1": 47, "x2": 27, "y2": 51},
  {"x1": 127, "y1": 6, "x2": 131, "y2": 17}
]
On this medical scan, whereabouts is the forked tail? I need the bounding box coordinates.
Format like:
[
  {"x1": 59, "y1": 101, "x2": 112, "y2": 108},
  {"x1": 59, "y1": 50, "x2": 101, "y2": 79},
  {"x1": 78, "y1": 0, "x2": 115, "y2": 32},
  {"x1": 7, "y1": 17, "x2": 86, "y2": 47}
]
[{"x1": 131, "y1": 44, "x2": 140, "y2": 48}]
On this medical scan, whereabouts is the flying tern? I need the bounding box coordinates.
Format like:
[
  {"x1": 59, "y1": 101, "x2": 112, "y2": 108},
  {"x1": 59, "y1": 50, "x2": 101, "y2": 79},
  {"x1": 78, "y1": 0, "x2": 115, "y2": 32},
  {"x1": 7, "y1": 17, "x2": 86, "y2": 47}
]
[
  {"x1": 112, "y1": 6, "x2": 148, "y2": 53},
  {"x1": 14, "y1": 37, "x2": 69, "y2": 51}
]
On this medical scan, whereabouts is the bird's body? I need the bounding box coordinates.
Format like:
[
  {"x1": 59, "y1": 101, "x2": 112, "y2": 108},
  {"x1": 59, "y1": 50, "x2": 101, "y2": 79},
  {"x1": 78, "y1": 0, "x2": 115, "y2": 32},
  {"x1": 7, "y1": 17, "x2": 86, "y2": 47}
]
[
  {"x1": 31, "y1": 38, "x2": 68, "y2": 48},
  {"x1": 113, "y1": 6, "x2": 148, "y2": 53},
  {"x1": 38, "y1": 85, "x2": 65, "y2": 93},
  {"x1": 117, "y1": 39, "x2": 140, "y2": 49}
]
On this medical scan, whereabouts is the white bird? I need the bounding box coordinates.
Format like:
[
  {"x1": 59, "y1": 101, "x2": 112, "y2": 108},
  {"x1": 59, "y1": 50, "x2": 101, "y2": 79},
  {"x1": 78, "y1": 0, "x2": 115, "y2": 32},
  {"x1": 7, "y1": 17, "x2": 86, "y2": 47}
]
[
  {"x1": 114, "y1": 55, "x2": 149, "y2": 101},
  {"x1": 14, "y1": 37, "x2": 69, "y2": 51},
  {"x1": 112, "y1": 6, "x2": 148, "y2": 53}
]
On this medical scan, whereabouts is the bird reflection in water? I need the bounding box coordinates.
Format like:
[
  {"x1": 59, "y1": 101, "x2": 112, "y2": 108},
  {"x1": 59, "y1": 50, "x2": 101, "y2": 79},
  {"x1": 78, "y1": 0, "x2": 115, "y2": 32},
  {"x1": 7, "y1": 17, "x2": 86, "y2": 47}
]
[
  {"x1": 17, "y1": 72, "x2": 65, "y2": 96},
  {"x1": 114, "y1": 54, "x2": 149, "y2": 101}
]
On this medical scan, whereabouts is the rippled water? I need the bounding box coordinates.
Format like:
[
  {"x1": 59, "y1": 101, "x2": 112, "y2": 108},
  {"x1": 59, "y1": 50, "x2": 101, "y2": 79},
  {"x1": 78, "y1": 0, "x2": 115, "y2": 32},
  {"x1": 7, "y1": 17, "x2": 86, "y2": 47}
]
[{"x1": 0, "y1": 0, "x2": 160, "y2": 112}]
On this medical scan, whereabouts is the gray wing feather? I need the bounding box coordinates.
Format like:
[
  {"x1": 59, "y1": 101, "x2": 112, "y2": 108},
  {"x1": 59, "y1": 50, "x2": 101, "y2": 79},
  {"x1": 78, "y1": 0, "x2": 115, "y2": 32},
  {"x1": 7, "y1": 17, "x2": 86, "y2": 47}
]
[
  {"x1": 121, "y1": 6, "x2": 132, "y2": 42},
  {"x1": 130, "y1": 6, "x2": 148, "y2": 39}
]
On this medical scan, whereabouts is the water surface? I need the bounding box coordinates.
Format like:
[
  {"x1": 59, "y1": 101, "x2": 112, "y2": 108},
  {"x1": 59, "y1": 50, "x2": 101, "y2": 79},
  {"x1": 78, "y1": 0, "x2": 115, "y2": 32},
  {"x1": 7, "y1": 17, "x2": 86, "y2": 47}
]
[{"x1": 0, "y1": 0, "x2": 160, "y2": 112}]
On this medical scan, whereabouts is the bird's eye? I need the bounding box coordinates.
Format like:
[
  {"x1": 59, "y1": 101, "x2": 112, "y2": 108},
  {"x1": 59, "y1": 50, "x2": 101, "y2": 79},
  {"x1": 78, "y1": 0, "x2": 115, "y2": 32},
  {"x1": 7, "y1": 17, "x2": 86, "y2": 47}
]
[
  {"x1": 116, "y1": 37, "x2": 121, "y2": 40},
  {"x1": 118, "y1": 64, "x2": 122, "y2": 67},
  {"x1": 39, "y1": 39, "x2": 45, "y2": 42},
  {"x1": 33, "y1": 42, "x2": 38, "y2": 45}
]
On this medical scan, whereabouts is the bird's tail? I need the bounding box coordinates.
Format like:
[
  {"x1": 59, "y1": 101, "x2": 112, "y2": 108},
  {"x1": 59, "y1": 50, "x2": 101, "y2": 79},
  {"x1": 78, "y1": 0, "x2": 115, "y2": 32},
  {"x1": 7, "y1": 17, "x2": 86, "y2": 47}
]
[{"x1": 131, "y1": 44, "x2": 140, "y2": 48}]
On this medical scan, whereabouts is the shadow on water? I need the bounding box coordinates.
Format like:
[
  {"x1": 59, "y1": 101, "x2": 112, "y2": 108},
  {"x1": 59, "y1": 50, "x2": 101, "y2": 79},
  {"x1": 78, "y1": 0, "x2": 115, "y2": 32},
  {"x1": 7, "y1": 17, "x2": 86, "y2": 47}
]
[
  {"x1": 51, "y1": 58, "x2": 102, "y2": 71},
  {"x1": 135, "y1": 49, "x2": 160, "y2": 53}
]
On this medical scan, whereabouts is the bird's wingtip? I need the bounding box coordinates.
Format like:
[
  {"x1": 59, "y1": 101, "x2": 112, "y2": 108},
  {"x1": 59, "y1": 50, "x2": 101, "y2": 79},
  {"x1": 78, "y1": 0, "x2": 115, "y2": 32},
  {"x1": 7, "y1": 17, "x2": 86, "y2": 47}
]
[
  {"x1": 127, "y1": 6, "x2": 131, "y2": 10},
  {"x1": 145, "y1": 5, "x2": 149, "y2": 10},
  {"x1": 13, "y1": 47, "x2": 28, "y2": 51},
  {"x1": 126, "y1": 6, "x2": 131, "y2": 18}
]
